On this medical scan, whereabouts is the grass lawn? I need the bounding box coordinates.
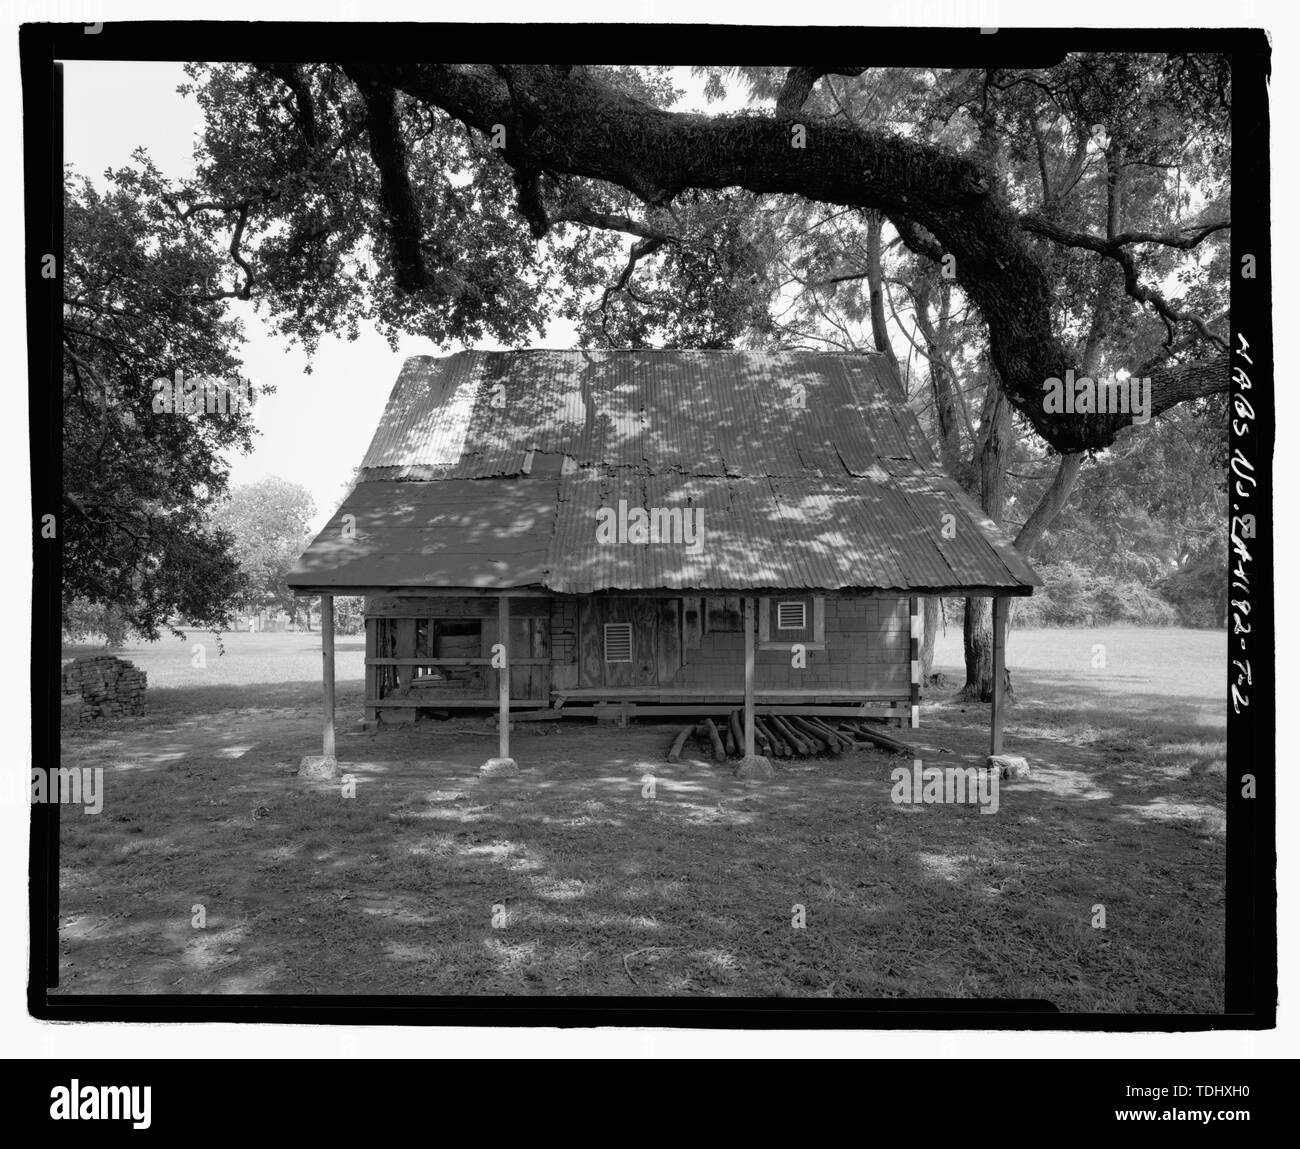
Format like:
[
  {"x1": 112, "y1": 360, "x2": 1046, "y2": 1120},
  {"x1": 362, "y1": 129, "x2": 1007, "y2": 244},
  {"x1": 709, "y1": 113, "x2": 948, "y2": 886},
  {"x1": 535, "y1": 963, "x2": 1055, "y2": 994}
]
[{"x1": 55, "y1": 626, "x2": 1226, "y2": 1008}]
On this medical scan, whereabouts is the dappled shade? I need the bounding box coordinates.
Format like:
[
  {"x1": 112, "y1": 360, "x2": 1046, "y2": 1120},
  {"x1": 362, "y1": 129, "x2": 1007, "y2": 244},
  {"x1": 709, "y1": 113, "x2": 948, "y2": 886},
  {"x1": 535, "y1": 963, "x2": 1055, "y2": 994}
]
[{"x1": 289, "y1": 350, "x2": 1040, "y2": 595}]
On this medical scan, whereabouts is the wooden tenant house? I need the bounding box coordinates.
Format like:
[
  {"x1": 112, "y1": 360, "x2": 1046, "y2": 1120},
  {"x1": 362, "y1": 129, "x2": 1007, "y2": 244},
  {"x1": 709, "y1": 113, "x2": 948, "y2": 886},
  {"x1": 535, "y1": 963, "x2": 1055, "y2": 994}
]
[{"x1": 288, "y1": 350, "x2": 1040, "y2": 763}]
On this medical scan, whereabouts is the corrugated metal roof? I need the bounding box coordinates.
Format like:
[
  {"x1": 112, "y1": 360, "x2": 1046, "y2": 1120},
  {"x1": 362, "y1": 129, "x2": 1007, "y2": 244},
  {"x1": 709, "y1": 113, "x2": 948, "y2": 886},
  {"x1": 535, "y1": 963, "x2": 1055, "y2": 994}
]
[
  {"x1": 358, "y1": 349, "x2": 921, "y2": 479},
  {"x1": 291, "y1": 350, "x2": 1040, "y2": 593},
  {"x1": 288, "y1": 478, "x2": 557, "y2": 589}
]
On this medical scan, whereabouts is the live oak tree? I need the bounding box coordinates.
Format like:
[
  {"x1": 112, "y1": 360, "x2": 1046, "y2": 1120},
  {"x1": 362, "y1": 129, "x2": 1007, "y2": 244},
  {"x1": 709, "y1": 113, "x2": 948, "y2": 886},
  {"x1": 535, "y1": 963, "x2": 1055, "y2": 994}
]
[{"x1": 63, "y1": 164, "x2": 255, "y2": 639}]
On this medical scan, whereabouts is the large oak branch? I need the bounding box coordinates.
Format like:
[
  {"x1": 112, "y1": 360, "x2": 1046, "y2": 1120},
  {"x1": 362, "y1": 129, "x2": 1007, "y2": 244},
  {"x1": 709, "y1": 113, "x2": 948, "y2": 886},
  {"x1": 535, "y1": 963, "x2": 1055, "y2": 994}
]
[{"x1": 343, "y1": 62, "x2": 1229, "y2": 450}]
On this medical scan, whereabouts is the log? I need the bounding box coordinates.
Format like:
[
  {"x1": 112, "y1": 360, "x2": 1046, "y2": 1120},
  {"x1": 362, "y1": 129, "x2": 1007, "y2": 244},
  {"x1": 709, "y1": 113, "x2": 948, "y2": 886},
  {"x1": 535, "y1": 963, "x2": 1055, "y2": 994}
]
[
  {"x1": 667, "y1": 724, "x2": 694, "y2": 763},
  {"x1": 788, "y1": 716, "x2": 832, "y2": 754},
  {"x1": 724, "y1": 725, "x2": 738, "y2": 757},
  {"x1": 728, "y1": 709, "x2": 745, "y2": 754},
  {"x1": 851, "y1": 723, "x2": 914, "y2": 756},
  {"x1": 806, "y1": 717, "x2": 847, "y2": 753},
  {"x1": 805, "y1": 716, "x2": 850, "y2": 752},
  {"x1": 755, "y1": 716, "x2": 786, "y2": 756},
  {"x1": 701, "y1": 718, "x2": 727, "y2": 762},
  {"x1": 835, "y1": 723, "x2": 872, "y2": 747},
  {"x1": 765, "y1": 714, "x2": 795, "y2": 752},
  {"x1": 771, "y1": 715, "x2": 812, "y2": 756}
]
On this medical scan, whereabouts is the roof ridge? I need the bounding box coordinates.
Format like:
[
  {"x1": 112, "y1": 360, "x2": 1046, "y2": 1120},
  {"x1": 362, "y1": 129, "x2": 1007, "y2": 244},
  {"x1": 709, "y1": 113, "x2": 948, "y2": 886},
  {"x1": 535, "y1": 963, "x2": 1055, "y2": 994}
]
[{"x1": 404, "y1": 347, "x2": 891, "y2": 359}]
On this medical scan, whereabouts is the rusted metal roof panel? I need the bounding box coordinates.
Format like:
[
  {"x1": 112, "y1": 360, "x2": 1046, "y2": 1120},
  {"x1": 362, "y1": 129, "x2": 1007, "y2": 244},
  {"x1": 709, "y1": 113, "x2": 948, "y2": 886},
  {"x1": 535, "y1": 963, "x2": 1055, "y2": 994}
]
[
  {"x1": 537, "y1": 470, "x2": 1038, "y2": 594},
  {"x1": 288, "y1": 478, "x2": 558, "y2": 589},
  {"x1": 357, "y1": 349, "x2": 924, "y2": 479}
]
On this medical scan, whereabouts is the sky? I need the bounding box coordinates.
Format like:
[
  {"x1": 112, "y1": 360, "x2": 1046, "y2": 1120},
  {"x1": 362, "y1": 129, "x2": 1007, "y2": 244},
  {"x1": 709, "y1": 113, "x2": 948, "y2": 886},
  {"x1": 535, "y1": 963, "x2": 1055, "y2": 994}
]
[{"x1": 61, "y1": 61, "x2": 748, "y2": 533}]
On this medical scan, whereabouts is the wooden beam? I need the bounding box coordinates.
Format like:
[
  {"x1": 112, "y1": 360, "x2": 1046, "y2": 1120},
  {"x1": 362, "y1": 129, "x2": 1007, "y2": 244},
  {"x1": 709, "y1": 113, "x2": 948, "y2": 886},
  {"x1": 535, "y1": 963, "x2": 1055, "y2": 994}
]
[
  {"x1": 552, "y1": 686, "x2": 909, "y2": 700},
  {"x1": 363, "y1": 617, "x2": 377, "y2": 725},
  {"x1": 511, "y1": 704, "x2": 907, "y2": 719},
  {"x1": 909, "y1": 595, "x2": 920, "y2": 729},
  {"x1": 290, "y1": 586, "x2": 552, "y2": 597},
  {"x1": 321, "y1": 594, "x2": 336, "y2": 759},
  {"x1": 991, "y1": 595, "x2": 1006, "y2": 756},
  {"x1": 364, "y1": 698, "x2": 550, "y2": 708},
  {"x1": 291, "y1": 584, "x2": 1037, "y2": 599},
  {"x1": 497, "y1": 594, "x2": 510, "y2": 760},
  {"x1": 364, "y1": 657, "x2": 549, "y2": 666},
  {"x1": 743, "y1": 596, "x2": 756, "y2": 756}
]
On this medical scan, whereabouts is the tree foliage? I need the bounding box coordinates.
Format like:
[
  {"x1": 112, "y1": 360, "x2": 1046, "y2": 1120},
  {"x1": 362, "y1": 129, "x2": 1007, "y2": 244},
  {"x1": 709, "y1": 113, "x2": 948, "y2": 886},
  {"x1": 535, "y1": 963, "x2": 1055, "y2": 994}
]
[
  {"x1": 63, "y1": 164, "x2": 257, "y2": 639},
  {"x1": 209, "y1": 477, "x2": 317, "y2": 617}
]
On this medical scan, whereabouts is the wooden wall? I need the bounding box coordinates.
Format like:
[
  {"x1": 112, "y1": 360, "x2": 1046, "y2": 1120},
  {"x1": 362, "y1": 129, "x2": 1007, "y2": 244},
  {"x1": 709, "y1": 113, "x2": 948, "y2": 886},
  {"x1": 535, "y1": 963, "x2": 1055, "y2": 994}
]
[
  {"x1": 364, "y1": 592, "x2": 910, "y2": 704},
  {"x1": 363, "y1": 595, "x2": 549, "y2": 702},
  {"x1": 666, "y1": 596, "x2": 909, "y2": 696}
]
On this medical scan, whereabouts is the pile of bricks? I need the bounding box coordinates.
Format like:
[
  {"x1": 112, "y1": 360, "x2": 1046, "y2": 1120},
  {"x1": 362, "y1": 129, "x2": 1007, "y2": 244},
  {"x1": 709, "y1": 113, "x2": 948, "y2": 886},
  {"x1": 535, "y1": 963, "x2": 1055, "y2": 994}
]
[{"x1": 60, "y1": 655, "x2": 147, "y2": 723}]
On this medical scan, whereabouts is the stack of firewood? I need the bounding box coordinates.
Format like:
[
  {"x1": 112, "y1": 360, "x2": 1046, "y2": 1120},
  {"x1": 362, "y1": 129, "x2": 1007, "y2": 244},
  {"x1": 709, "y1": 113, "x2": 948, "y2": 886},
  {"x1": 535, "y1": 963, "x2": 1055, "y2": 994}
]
[
  {"x1": 666, "y1": 713, "x2": 911, "y2": 762},
  {"x1": 60, "y1": 656, "x2": 148, "y2": 723}
]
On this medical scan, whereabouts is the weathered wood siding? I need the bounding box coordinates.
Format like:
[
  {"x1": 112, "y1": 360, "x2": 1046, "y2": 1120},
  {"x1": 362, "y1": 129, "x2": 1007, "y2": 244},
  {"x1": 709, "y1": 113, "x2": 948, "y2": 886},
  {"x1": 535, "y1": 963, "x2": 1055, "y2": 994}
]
[
  {"x1": 363, "y1": 595, "x2": 549, "y2": 702},
  {"x1": 364, "y1": 592, "x2": 910, "y2": 703},
  {"x1": 666, "y1": 596, "x2": 909, "y2": 696}
]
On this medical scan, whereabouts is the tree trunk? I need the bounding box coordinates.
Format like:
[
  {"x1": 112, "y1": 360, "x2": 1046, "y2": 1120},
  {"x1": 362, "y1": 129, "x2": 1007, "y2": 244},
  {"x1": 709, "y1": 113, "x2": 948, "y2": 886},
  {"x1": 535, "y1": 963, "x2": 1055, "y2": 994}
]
[
  {"x1": 962, "y1": 596, "x2": 996, "y2": 702},
  {"x1": 864, "y1": 211, "x2": 900, "y2": 379},
  {"x1": 961, "y1": 377, "x2": 1012, "y2": 700},
  {"x1": 920, "y1": 596, "x2": 939, "y2": 683}
]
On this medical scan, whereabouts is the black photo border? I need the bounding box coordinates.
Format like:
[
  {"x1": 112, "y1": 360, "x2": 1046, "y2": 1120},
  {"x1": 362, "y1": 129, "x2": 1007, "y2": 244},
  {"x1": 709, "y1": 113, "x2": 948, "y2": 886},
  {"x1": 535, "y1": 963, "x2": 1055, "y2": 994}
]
[{"x1": 24, "y1": 20, "x2": 1276, "y2": 1030}]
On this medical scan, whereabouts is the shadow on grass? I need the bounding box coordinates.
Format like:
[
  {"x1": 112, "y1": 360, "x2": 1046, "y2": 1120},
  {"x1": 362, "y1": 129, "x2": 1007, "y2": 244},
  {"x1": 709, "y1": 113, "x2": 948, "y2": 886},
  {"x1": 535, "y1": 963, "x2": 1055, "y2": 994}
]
[{"x1": 54, "y1": 668, "x2": 1225, "y2": 1007}]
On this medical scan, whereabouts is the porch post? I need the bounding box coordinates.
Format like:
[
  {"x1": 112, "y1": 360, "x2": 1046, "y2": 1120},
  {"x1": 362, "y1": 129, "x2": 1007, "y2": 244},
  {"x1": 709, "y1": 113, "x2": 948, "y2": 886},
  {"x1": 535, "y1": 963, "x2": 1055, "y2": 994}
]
[
  {"x1": 321, "y1": 594, "x2": 336, "y2": 760},
  {"x1": 498, "y1": 593, "x2": 510, "y2": 761},
  {"x1": 909, "y1": 595, "x2": 920, "y2": 729},
  {"x1": 990, "y1": 595, "x2": 1006, "y2": 756},
  {"x1": 743, "y1": 596, "x2": 756, "y2": 756}
]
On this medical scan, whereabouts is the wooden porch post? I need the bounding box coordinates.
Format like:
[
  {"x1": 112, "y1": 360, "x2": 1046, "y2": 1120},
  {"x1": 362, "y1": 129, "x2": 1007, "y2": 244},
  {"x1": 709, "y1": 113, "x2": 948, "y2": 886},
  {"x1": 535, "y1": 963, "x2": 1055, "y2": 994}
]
[
  {"x1": 990, "y1": 595, "x2": 1006, "y2": 756},
  {"x1": 498, "y1": 594, "x2": 510, "y2": 761},
  {"x1": 743, "y1": 596, "x2": 756, "y2": 756},
  {"x1": 363, "y1": 615, "x2": 377, "y2": 725},
  {"x1": 909, "y1": 595, "x2": 920, "y2": 729},
  {"x1": 321, "y1": 594, "x2": 336, "y2": 760}
]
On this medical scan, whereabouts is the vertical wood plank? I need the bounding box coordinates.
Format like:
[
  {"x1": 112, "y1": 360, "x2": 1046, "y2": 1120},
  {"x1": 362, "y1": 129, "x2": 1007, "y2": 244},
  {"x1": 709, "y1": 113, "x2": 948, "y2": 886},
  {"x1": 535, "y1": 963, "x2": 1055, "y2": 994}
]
[
  {"x1": 532, "y1": 615, "x2": 550, "y2": 700},
  {"x1": 364, "y1": 617, "x2": 377, "y2": 722},
  {"x1": 498, "y1": 595, "x2": 510, "y2": 760},
  {"x1": 633, "y1": 598, "x2": 657, "y2": 686},
  {"x1": 394, "y1": 618, "x2": 416, "y2": 692},
  {"x1": 657, "y1": 598, "x2": 682, "y2": 684},
  {"x1": 321, "y1": 595, "x2": 336, "y2": 759},
  {"x1": 682, "y1": 597, "x2": 703, "y2": 651},
  {"x1": 743, "y1": 596, "x2": 756, "y2": 756},
  {"x1": 578, "y1": 601, "x2": 603, "y2": 688},
  {"x1": 991, "y1": 595, "x2": 1006, "y2": 756},
  {"x1": 909, "y1": 595, "x2": 920, "y2": 729},
  {"x1": 508, "y1": 617, "x2": 530, "y2": 700}
]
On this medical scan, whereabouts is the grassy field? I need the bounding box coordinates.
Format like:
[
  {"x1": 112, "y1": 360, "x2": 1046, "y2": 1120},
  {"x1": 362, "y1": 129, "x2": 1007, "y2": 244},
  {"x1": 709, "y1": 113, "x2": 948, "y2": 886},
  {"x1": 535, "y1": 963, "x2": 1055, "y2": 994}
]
[{"x1": 55, "y1": 626, "x2": 1226, "y2": 1008}]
